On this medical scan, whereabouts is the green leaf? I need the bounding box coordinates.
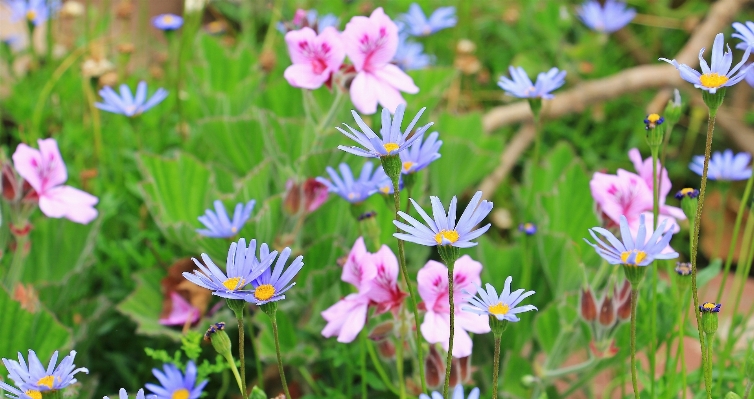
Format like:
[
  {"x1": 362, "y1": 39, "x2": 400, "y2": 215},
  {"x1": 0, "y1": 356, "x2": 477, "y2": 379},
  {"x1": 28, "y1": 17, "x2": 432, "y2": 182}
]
[
  {"x1": 116, "y1": 269, "x2": 182, "y2": 341},
  {"x1": 0, "y1": 286, "x2": 72, "y2": 373}
]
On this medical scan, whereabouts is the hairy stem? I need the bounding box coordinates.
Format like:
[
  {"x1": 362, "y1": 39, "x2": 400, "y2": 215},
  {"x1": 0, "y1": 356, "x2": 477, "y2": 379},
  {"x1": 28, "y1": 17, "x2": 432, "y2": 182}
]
[
  {"x1": 492, "y1": 336, "x2": 501, "y2": 399},
  {"x1": 630, "y1": 288, "x2": 640, "y2": 399},
  {"x1": 271, "y1": 314, "x2": 292, "y2": 399},
  {"x1": 649, "y1": 149, "x2": 659, "y2": 399},
  {"x1": 235, "y1": 312, "x2": 247, "y2": 395},
  {"x1": 443, "y1": 260, "x2": 455, "y2": 399}
]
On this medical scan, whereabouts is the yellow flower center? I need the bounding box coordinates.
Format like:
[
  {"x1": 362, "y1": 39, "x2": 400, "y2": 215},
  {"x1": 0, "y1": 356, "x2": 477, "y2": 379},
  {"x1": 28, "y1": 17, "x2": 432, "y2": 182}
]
[
  {"x1": 620, "y1": 250, "x2": 647, "y2": 265},
  {"x1": 488, "y1": 302, "x2": 510, "y2": 316},
  {"x1": 163, "y1": 15, "x2": 174, "y2": 23},
  {"x1": 254, "y1": 284, "x2": 276, "y2": 301},
  {"x1": 646, "y1": 113, "x2": 661, "y2": 123},
  {"x1": 402, "y1": 161, "x2": 414, "y2": 172},
  {"x1": 348, "y1": 192, "x2": 357, "y2": 200},
  {"x1": 699, "y1": 73, "x2": 729, "y2": 88},
  {"x1": 231, "y1": 227, "x2": 238, "y2": 233},
  {"x1": 434, "y1": 229, "x2": 459, "y2": 245},
  {"x1": 524, "y1": 223, "x2": 533, "y2": 230},
  {"x1": 26, "y1": 10, "x2": 37, "y2": 21},
  {"x1": 702, "y1": 302, "x2": 716, "y2": 310},
  {"x1": 171, "y1": 388, "x2": 189, "y2": 399},
  {"x1": 380, "y1": 185, "x2": 390, "y2": 194},
  {"x1": 680, "y1": 188, "x2": 695, "y2": 195},
  {"x1": 37, "y1": 376, "x2": 55, "y2": 389},
  {"x1": 223, "y1": 277, "x2": 245, "y2": 291},
  {"x1": 383, "y1": 143, "x2": 400, "y2": 153},
  {"x1": 25, "y1": 390, "x2": 42, "y2": 399}
]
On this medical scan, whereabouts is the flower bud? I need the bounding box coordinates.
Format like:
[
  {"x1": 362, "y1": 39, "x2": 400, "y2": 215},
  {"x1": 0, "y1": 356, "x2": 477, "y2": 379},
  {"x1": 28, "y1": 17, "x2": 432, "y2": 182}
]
[
  {"x1": 699, "y1": 302, "x2": 720, "y2": 335},
  {"x1": 425, "y1": 345, "x2": 445, "y2": 389},
  {"x1": 205, "y1": 322, "x2": 232, "y2": 358},
  {"x1": 644, "y1": 114, "x2": 665, "y2": 151},
  {"x1": 674, "y1": 262, "x2": 692, "y2": 294},
  {"x1": 622, "y1": 265, "x2": 647, "y2": 287},
  {"x1": 616, "y1": 294, "x2": 631, "y2": 321},
  {"x1": 489, "y1": 315, "x2": 509, "y2": 337},
  {"x1": 579, "y1": 288, "x2": 597, "y2": 322},
  {"x1": 519, "y1": 222, "x2": 537, "y2": 236},
  {"x1": 676, "y1": 188, "x2": 699, "y2": 224},
  {"x1": 664, "y1": 89, "x2": 683, "y2": 126},
  {"x1": 598, "y1": 294, "x2": 616, "y2": 328},
  {"x1": 521, "y1": 375, "x2": 537, "y2": 388},
  {"x1": 724, "y1": 392, "x2": 741, "y2": 399}
]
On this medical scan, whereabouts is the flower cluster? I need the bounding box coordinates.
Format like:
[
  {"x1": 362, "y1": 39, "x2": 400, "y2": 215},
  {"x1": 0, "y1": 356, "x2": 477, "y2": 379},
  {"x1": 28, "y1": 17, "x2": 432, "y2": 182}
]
[
  {"x1": 321, "y1": 237, "x2": 406, "y2": 342},
  {"x1": 0, "y1": 350, "x2": 88, "y2": 397}
]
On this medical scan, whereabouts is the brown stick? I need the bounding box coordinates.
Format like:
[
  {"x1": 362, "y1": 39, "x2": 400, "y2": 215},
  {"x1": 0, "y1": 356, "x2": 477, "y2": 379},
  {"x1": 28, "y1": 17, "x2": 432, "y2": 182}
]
[{"x1": 478, "y1": 125, "x2": 535, "y2": 200}]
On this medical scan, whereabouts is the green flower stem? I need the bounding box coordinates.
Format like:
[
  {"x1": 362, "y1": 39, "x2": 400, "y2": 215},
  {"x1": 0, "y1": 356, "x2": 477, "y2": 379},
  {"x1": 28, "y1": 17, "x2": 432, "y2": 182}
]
[
  {"x1": 743, "y1": 380, "x2": 754, "y2": 399},
  {"x1": 249, "y1": 314, "x2": 264, "y2": 392},
  {"x1": 649, "y1": 148, "x2": 660, "y2": 399},
  {"x1": 704, "y1": 332, "x2": 714, "y2": 387},
  {"x1": 366, "y1": 338, "x2": 400, "y2": 396},
  {"x1": 629, "y1": 288, "x2": 640, "y2": 399},
  {"x1": 269, "y1": 309, "x2": 292, "y2": 399},
  {"x1": 492, "y1": 336, "x2": 501, "y2": 399},
  {"x1": 360, "y1": 331, "x2": 368, "y2": 399},
  {"x1": 386, "y1": 172, "x2": 427, "y2": 394},
  {"x1": 541, "y1": 357, "x2": 596, "y2": 379},
  {"x1": 395, "y1": 317, "x2": 406, "y2": 399},
  {"x1": 691, "y1": 107, "x2": 719, "y2": 399},
  {"x1": 521, "y1": 235, "x2": 533, "y2": 295},
  {"x1": 313, "y1": 89, "x2": 346, "y2": 148},
  {"x1": 221, "y1": 351, "x2": 244, "y2": 394},
  {"x1": 232, "y1": 309, "x2": 247, "y2": 396},
  {"x1": 438, "y1": 247, "x2": 460, "y2": 399},
  {"x1": 716, "y1": 173, "x2": 754, "y2": 303},
  {"x1": 5, "y1": 230, "x2": 29, "y2": 288}
]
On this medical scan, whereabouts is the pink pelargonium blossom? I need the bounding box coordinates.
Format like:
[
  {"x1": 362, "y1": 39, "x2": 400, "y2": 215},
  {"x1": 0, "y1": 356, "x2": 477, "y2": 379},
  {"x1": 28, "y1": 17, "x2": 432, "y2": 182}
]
[
  {"x1": 342, "y1": 7, "x2": 419, "y2": 114},
  {"x1": 590, "y1": 169, "x2": 652, "y2": 229},
  {"x1": 322, "y1": 237, "x2": 406, "y2": 343},
  {"x1": 284, "y1": 27, "x2": 345, "y2": 90},
  {"x1": 159, "y1": 292, "x2": 201, "y2": 326},
  {"x1": 12, "y1": 139, "x2": 98, "y2": 224},
  {"x1": 628, "y1": 148, "x2": 686, "y2": 223},
  {"x1": 417, "y1": 256, "x2": 490, "y2": 358}
]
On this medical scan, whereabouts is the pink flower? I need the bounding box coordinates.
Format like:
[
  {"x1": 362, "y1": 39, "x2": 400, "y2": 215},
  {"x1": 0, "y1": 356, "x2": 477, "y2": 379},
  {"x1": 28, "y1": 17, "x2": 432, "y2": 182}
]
[
  {"x1": 284, "y1": 27, "x2": 345, "y2": 90},
  {"x1": 590, "y1": 169, "x2": 652, "y2": 229},
  {"x1": 12, "y1": 139, "x2": 98, "y2": 224},
  {"x1": 627, "y1": 148, "x2": 686, "y2": 223},
  {"x1": 322, "y1": 237, "x2": 406, "y2": 343},
  {"x1": 342, "y1": 7, "x2": 419, "y2": 114},
  {"x1": 159, "y1": 292, "x2": 200, "y2": 326},
  {"x1": 417, "y1": 256, "x2": 490, "y2": 358},
  {"x1": 321, "y1": 293, "x2": 371, "y2": 343}
]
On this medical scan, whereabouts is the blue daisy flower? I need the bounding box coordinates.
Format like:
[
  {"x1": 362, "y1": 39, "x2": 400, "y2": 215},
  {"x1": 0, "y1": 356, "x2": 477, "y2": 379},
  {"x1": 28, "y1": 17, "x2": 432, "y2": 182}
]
[
  {"x1": 700, "y1": 302, "x2": 721, "y2": 313},
  {"x1": 393, "y1": 34, "x2": 433, "y2": 71},
  {"x1": 577, "y1": 0, "x2": 636, "y2": 33},
  {"x1": 183, "y1": 238, "x2": 276, "y2": 300},
  {"x1": 152, "y1": 14, "x2": 184, "y2": 31},
  {"x1": 400, "y1": 131, "x2": 442, "y2": 174},
  {"x1": 732, "y1": 21, "x2": 754, "y2": 50},
  {"x1": 336, "y1": 103, "x2": 433, "y2": 158},
  {"x1": 420, "y1": 385, "x2": 480, "y2": 399},
  {"x1": 95, "y1": 81, "x2": 168, "y2": 117},
  {"x1": 584, "y1": 214, "x2": 678, "y2": 266},
  {"x1": 1, "y1": 350, "x2": 88, "y2": 393},
  {"x1": 7, "y1": 0, "x2": 60, "y2": 26},
  {"x1": 316, "y1": 162, "x2": 385, "y2": 203},
  {"x1": 660, "y1": 33, "x2": 752, "y2": 93},
  {"x1": 689, "y1": 149, "x2": 752, "y2": 181},
  {"x1": 462, "y1": 277, "x2": 538, "y2": 322},
  {"x1": 145, "y1": 361, "x2": 207, "y2": 399},
  {"x1": 246, "y1": 244, "x2": 304, "y2": 305},
  {"x1": 497, "y1": 66, "x2": 567, "y2": 99},
  {"x1": 196, "y1": 199, "x2": 255, "y2": 238},
  {"x1": 0, "y1": 381, "x2": 40, "y2": 399},
  {"x1": 400, "y1": 3, "x2": 457, "y2": 37},
  {"x1": 394, "y1": 190, "x2": 493, "y2": 248}
]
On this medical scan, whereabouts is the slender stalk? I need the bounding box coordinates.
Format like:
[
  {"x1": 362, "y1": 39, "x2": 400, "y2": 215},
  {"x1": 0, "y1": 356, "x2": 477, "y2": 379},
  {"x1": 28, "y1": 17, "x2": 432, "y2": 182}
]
[
  {"x1": 223, "y1": 352, "x2": 243, "y2": 394},
  {"x1": 442, "y1": 260, "x2": 455, "y2": 399},
  {"x1": 630, "y1": 288, "x2": 640, "y2": 399},
  {"x1": 5, "y1": 232, "x2": 29, "y2": 288},
  {"x1": 716, "y1": 173, "x2": 754, "y2": 303},
  {"x1": 390, "y1": 183, "x2": 427, "y2": 393},
  {"x1": 492, "y1": 336, "x2": 501, "y2": 399},
  {"x1": 218, "y1": 368, "x2": 229, "y2": 399},
  {"x1": 360, "y1": 332, "x2": 368, "y2": 399},
  {"x1": 690, "y1": 110, "x2": 718, "y2": 399},
  {"x1": 673, "y1": 299, "x2": 689, "y2": 399},
  {"x1": 235, "y1": 312, "x2": 247, "y2": 396},
  {"x1": 270, "y1": 314, "x2": 292, "y2": 399},
  {"x1": 249, "y1": 315, "x2": 264, "y2": 391},
  {"x1": 395, "y1": 319, "x2": 406, "y2": 399},
  {"x1": 542, "y1": 358, "x2": 596, "y2": 379},
  {"x1": 366, "y1": 339, "x2": 400, "y2": 395},
  {"x1": 743, "y1": 380, "x2": 753, "y2": 399},
  {"x1": 649, "y1": 150, "x2": 660, "y2": 399}
]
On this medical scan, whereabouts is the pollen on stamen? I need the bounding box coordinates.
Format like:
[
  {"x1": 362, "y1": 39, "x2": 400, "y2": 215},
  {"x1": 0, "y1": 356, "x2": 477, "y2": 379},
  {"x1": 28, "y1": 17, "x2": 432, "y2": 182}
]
[
  {"x1": 222, "y1": 277, "x2": 245, "y2": 291},
  {"x1": 254, "y1": 284, "x2": 276, "y2": 301},
  {"x1": 434, "y1": 229, "x2": 459, "y2": 245},
  {"x1": 383, "y1": 143, "x2": 400, "y2": 153},
  {"x1": 699, "y1": 73, "x2": 729, "y2": 88},
  {"x1": 620, "y1": 250, "x2": 647, "y2": 265},
  {"x1": 25, "y1": 391, "x2": 42, "y2": 399},
  {"x1": 37, "y1": 376, "x2": 55, "y2": 389}
]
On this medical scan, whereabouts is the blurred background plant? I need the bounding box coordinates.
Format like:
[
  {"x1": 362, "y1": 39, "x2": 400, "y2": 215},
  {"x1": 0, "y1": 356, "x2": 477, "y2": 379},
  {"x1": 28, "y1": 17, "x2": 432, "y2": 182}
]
[{"x1": 0, "y1": 0, "x2": 754, "y2": 398}]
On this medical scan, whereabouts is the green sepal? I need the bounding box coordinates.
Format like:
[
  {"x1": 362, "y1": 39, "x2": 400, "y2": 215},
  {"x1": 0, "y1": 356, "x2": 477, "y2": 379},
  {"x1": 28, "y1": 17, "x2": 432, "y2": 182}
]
[
  {"x1": 226, "y1": 298, "x2": 246, "y2": 316},
  {"x1": 403, "y1": 171, "x2": 418, "y2": 191},
  {"x1": 261, "y1": 301, "x2": 278, "y2": 318},
  {"x1": 621, "y1": 265, "x2": 648, "y2": 287},
  {"x1": 209, "y1": 328, "x2": 233, "y2": 359},
  {"x1": 680, "y1": 196, "x2": 698, "y2": 225},
  {"x1": 437, "y1": 245, "x2": 461, "y2": 268},
  {"x1": 380, "y1": 154, "x2": 403, "y2": 185},
  {"x1": 489, "y1": 316, "x2": 509, "y2": 338},
  {"x1": 701, "y1": 313, "x2": 719, "y2": 335},
  {"x1": 702, "y1": 88, "x2": 726, "y2": 114},
  {"x1": 724, "y1": 392, "x2": 742, "y2": 399},
  {"x1": 249, "y1": 386, "x2": 267, "y2": 399},
  {"x1": 527, "y1": 97, "x2": 543, "y2": 121}
]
